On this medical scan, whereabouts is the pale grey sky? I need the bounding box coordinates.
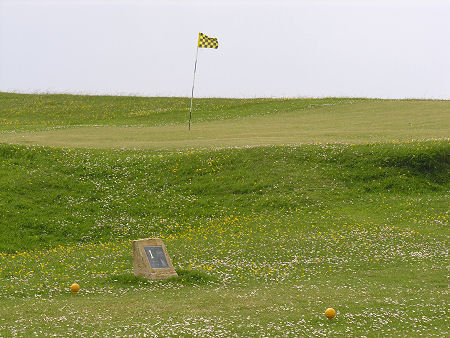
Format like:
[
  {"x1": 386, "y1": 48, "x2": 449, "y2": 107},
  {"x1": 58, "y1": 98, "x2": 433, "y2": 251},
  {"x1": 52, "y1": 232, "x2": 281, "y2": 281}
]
[{"x1": 1, "y1": 0, "x2": 449, "y2": 99}]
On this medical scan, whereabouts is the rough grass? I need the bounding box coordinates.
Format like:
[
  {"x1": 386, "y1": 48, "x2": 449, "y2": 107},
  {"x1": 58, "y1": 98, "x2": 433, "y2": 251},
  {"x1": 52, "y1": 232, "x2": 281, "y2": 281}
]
[
  {"x1": 0, "y1": 141, "x2": 448, "y2": 336},
  {"x1": 1, "y1": 141, "x2": 447, "y2": 253}
]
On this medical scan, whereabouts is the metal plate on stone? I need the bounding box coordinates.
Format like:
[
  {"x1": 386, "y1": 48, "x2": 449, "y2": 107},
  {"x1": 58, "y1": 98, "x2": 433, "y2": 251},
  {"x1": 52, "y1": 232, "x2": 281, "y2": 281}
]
[{"x1": 144, "y1": 246, "x2": 169, "y2": 269}]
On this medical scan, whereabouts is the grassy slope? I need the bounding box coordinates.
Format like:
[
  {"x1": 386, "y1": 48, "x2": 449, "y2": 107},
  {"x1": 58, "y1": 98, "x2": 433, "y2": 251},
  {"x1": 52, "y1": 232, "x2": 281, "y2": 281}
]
[
  {"x1": 0, "y1": 92, "x2": 362, "y2": 130},
  {"x1": 0, "y1": 93, "x2": 449, "y2": 336},
  {"x1": 0, "y1": 142, "x2": 448, "y2": 253}
]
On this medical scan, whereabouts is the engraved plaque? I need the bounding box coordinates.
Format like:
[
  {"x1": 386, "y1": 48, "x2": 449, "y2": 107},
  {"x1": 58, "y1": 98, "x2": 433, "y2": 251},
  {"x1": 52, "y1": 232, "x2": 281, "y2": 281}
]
[{"x1": 144, "y1": 246, "x2": 169, "y2": 269}]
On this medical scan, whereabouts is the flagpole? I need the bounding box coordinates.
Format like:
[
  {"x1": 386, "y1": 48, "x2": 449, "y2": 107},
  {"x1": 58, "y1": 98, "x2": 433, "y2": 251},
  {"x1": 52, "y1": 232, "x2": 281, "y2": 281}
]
[{"x1": 188, "y1": 45, "x2": 199, "y2": 131}]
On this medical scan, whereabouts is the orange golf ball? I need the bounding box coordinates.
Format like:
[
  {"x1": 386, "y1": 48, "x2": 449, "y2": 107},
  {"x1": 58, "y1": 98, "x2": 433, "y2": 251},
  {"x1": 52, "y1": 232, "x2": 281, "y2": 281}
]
[
  {"x1": 70, "y1": 283, "x2": 80, "y2": 295},
  {"x1": 325, "y1": 308, "x2": 336, "y2": 321}
]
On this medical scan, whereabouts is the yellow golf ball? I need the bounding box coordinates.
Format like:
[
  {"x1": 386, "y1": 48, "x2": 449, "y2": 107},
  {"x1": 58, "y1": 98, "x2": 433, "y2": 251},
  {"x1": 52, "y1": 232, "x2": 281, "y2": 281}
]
[
  {"x1": 70, "y1": 283, "x2": 80, "y2": 295},
  {"x1": 325, "y1": 308, "x2": 336, "y2": 321}
]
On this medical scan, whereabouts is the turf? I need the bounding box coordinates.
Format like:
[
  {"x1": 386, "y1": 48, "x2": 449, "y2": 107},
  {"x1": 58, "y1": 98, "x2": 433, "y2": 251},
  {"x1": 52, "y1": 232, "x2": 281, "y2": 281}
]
[
  {"x1": 0, "y1": 92, "x2": 362, "y2": 131},
  {"x1": 0, "y1": 93, "x2": 448, "y2": 336},
  {"x1": 1, "y1": 93, "x2": 448, "y2": 149}
]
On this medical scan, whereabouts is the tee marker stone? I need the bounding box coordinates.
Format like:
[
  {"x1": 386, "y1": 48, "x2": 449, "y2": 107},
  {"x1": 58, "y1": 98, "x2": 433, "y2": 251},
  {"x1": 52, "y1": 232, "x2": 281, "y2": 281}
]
[{"x1": 132, "y1": 238, "x2": 178, "y2": 280}]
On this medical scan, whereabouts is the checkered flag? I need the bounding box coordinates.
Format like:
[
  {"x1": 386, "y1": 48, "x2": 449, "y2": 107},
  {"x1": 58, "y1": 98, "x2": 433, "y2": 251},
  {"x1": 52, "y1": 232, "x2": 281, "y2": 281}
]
[
  {"x1": 198, "y1": 32, "x2": 219, "y2": 49},
  {"x1": 189, "y1": 32, "x2": 219, "y2": 130}
]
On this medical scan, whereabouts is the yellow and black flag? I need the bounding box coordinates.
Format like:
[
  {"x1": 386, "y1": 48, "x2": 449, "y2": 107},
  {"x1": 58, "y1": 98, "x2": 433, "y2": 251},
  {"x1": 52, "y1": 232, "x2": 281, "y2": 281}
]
[
  {"x1": 189, "y1": 32, "x2": 219, "y2": 130},
  {"x1": 198, "y1": 32, "x2": 219, "y2": 49}
]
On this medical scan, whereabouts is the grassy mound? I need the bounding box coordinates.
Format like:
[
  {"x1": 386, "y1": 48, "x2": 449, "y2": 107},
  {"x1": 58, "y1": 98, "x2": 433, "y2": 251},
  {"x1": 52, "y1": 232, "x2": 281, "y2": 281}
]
[{"x1": 0, "y1": 141, "x2": 447, "y2": 253}]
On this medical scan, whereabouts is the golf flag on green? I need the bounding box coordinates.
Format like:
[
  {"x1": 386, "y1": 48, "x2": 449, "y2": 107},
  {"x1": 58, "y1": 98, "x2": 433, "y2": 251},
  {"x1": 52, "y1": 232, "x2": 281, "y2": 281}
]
[
  {"x1": 189, "y1": 32, "x2": 219, "y2": 130},
  {"x1": 198, "y1": 32, "x2": 219, "y2": 49}
]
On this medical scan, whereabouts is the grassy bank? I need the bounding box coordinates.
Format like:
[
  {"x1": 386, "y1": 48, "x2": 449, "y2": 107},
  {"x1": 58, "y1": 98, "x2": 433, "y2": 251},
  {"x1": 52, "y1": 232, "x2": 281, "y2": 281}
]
[{"x1": 1, "y1": 141, "x2": 447, "y2": 253}]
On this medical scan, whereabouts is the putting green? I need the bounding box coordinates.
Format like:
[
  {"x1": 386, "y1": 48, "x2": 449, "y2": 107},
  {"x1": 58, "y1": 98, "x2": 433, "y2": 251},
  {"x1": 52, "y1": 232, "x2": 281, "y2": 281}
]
[{"x1": 1, "y1": 100, "x2": 448, "y2": 149}]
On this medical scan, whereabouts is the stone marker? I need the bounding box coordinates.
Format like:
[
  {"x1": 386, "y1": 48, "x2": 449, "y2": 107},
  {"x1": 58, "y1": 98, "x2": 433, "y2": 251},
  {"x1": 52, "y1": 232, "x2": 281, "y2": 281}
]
[{"x1": 132, "y1": 238, "x2": 178, "y2": 280}]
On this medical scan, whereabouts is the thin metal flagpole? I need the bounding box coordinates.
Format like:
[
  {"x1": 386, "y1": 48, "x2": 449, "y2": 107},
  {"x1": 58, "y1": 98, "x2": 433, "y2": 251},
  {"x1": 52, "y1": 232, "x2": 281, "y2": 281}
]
[{"x1": 188, "y1": 45, "x2": 199, "y2": 130}]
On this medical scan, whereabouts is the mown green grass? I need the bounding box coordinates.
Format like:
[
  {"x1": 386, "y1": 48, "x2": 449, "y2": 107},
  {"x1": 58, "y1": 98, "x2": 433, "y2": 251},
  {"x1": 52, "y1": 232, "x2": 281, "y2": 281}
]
[
  {"x1": 0, "y1": 93, "x2": 449, "y2": 336},
  {"x1": 1, "y1": 93, "x2": 448, "y2": 149}
]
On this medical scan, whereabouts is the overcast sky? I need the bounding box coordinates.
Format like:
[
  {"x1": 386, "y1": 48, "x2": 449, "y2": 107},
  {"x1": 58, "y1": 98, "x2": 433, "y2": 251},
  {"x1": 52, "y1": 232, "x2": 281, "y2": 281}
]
[{"x1": 1, "y1": 0, "x2": 449, "y2": 99}]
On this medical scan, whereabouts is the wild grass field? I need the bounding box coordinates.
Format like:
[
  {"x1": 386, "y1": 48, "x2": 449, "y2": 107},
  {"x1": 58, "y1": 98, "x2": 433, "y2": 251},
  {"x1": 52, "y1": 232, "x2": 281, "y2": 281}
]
[{"x1": 0, "y1": 93, "x2": 448, "y2": 336}]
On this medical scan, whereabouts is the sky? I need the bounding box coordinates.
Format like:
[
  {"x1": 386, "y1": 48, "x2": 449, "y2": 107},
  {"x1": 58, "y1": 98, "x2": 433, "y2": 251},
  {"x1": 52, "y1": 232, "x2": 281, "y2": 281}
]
[{"x1": 1, "y1": 0, "x2": 449, "y2": 99}]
